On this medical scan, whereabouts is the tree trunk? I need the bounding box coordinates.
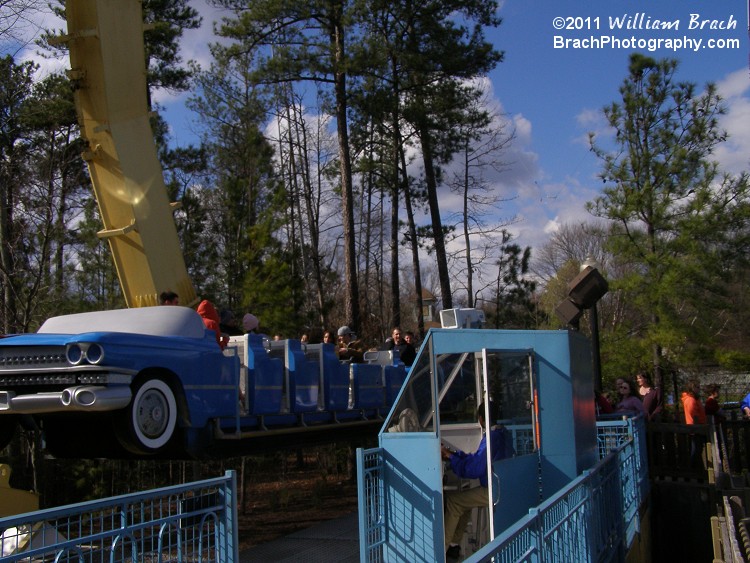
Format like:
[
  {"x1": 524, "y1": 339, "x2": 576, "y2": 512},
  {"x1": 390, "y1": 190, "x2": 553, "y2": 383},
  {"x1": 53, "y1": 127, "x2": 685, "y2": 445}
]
[
  {"x1": 0, "y1": 159, "x2": 18, "y2": 333},
  {"x1": 389, "y1": 121, "x2": 400, "y2": 329},
  {"x1": 419, "y1": 126, "x2": 452, "y2": 310},
  {"x1": 462, "y1": 139, "x2": 473, "y2": 307},
  {"x1": 332, "y1": 14, "x2": 360, "y2": 331}
]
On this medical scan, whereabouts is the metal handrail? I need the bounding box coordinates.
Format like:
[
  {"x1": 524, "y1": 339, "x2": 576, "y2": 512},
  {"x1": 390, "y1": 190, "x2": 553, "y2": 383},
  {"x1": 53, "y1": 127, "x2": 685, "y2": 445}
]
[{"x1": 0, "y1": 470, "x2": 239, "y2": 562}]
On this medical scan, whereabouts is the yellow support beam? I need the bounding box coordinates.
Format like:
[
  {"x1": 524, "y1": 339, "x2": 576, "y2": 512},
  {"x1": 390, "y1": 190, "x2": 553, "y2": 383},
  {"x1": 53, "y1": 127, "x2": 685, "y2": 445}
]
[
  {"x1": 0, "y1": 464, "x2": 39, "y2": 518},
  {"x1": 65, "y1": 0, "x2": 197, "y2": 307}
]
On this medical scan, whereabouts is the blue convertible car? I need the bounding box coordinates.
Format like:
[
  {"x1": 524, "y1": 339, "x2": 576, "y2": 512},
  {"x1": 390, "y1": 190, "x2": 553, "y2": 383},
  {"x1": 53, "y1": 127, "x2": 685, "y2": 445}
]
[{"x1": 0, "y1": 307, "x2": 408, "y2": 458}]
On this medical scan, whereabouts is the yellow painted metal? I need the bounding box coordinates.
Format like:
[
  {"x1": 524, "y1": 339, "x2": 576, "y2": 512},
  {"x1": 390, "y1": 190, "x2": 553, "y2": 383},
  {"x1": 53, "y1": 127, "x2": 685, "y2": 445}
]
[
  {"x1": 64, "y1": 0, "x2": 197, "y2": 307},
  {"x1": 0, "y1": 464, "x2": 39, "y2": 518}
]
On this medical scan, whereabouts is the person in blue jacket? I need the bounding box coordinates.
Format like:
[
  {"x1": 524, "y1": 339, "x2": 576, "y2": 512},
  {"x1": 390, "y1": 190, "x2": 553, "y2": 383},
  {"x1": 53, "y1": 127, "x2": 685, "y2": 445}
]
[
  {"x1": 440, "y1": 401, "x2": 510, "y2": 560},
  {"x1": 741, "y1": 392, "x2": 750, "y2": 418}
]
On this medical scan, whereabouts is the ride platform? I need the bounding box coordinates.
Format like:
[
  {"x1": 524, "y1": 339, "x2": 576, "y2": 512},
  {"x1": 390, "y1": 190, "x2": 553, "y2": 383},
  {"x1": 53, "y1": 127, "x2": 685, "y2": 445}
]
[{"x1": 239, "y1": 512, "x2": 359, "y2": 562}]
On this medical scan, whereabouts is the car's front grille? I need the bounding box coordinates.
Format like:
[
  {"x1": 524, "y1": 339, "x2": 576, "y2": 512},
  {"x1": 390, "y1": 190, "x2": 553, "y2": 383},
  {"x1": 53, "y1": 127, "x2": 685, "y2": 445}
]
[
  {"x1": 0, "y1": 374, "x2": 77, "y2": 386},
  {"x1": 0, "y1": 346, "x2": 68, "y2": 369}
]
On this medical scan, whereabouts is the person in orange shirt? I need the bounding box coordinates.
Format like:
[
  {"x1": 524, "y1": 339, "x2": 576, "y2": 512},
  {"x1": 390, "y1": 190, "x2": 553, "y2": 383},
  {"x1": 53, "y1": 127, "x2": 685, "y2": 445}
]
[
  {"x1": 197, "y1": 300, "x2": 228, "y2": 350},
  {"x1": 680, "y1": 379, "x2": 706, "y2": 468},
  {"x1": 681, "y1": 380, "x2": 706, "y2": 425}
]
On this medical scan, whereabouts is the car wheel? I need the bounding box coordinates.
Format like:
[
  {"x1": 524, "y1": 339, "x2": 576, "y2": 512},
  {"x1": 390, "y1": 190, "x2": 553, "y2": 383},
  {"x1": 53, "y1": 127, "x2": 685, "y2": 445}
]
[{"x1": 119, "y1": 378, "x2": 177, "y2": 454}]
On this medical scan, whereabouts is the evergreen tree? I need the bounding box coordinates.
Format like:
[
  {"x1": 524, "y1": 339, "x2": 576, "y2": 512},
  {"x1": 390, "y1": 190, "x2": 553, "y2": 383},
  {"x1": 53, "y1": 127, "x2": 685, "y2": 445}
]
[
  {"x1": 0, "y1": 56, "x2": 35, "y2": 332},
  {"x1": 141, "y1": 0, "x2": 201, "y2": 94},
  {"x1": 212, "y1": 0, "x2": 362, "y2": 331},
  {"x1": 22, "y1": 72, "x2": 90, "y2": 319},
  {"x1": 484, "y1": 232, "x2": 536, "y2": 329},
  {"x1": 188, "y1": 48, "x2": 299, "y2": 326},
  {"x1": 388, "y1": 0, "x2": 502, "y2": 310},
  {"x1": 0, "y1": 59, "x2": 89, "y2": 330},
  {"x1": 71, "y1": 199, "x2": 124, "y2": 311},
  {"x1": 588, "y1": 54, "x2": 750, "y2": 388},
  {"x1": 353, "y1": 0, "x2": 503, "y2": 324}
]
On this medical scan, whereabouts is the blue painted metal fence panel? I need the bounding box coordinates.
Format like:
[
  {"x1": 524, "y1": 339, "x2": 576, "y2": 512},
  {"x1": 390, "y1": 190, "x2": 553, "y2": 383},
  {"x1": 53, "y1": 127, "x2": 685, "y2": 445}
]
[
  {"x1": 0, "y1": 470, "x2": 238, "y2": 562},
  {"x1": 379, "y1": 434, "x2": 445, "y2": 562}
]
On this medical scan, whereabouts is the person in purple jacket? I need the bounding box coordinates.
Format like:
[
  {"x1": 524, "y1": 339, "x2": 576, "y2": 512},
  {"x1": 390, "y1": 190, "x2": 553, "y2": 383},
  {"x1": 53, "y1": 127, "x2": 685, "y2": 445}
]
[
  {"x1": 615, "y1": 379, "x2": 646, "y2": 416},
  {"x1": 440, "y1": 402, "x2": 510, "y2": 560}
]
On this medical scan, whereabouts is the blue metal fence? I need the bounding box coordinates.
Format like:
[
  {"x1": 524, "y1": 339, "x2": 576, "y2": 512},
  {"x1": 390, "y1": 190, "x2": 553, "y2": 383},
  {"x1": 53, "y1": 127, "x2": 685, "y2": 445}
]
[
  {"x1": 468, "y1": 431, "x2": 646, "y2": 562},
  {"x1": 358, "y1": 448, "x2": 386, "y2": 563},
  {"x1": 358, "y1": 416, "x2": 648, "y2": 562},
  {"x1": 0, "y1": 470, "x2": 238, "y2": 562}
]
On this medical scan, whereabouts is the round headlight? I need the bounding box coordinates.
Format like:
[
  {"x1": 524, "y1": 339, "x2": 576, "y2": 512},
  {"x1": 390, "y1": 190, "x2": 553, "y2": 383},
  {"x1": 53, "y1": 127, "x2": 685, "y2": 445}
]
[
  {"x1": 85, "y1": 343, "x2": 104, "y2": 364},
  {"x1": 66, "y1": 344, "x2": 83, "y2": 365}
]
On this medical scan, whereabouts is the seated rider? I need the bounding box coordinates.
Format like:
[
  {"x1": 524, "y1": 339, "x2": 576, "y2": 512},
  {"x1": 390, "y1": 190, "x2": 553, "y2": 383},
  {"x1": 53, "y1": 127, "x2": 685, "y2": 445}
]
[
  {"x1": 385, "y1": 326, "x2": 416, "y2": 366},
  {"x1": 219, "y1": 309, "x2": 243, "y2": 336},
  {"x1": 197, "y1": 299, "x2": 228, "y2": 350},
  {"x1": 242, "y1": 313, "x2": 260, "y2": 333},
  {"x1": 441, "y1": 401, "x2": 510, "y2": 560},
  {"x1": 336, "y1": 326, "x2": 365, "y2": 363},
  {"x1": 160, "y1": 290, "x2": 179, "y2": 305}
]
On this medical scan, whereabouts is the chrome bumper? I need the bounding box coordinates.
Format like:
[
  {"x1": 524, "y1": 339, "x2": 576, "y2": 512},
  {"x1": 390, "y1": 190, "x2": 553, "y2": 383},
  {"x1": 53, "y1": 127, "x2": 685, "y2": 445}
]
[{"x1": 0, "y1": 386, "x2": 132, "y2": 414}]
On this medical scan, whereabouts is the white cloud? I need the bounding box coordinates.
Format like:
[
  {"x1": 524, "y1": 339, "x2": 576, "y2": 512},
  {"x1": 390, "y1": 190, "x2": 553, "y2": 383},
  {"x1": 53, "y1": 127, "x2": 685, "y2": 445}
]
[
  {"x1": 715, "y1": 68, "x2": 750, "y2": 175},
  {"x1": 177, "y1": 3, "x2": 227, "y2": 69},
  {"x1": 716, "y1": 67, "x2": 750, "y2": 99},
  {"x1": 575, "y1": 108, "x2": 602, "y2": 128},
  {"x1": 3, "y1": 4, "x2": 67, "y2": 79},
  {"x1": 543, "y1": 218, "x2": 560, "y2": 235},
  {"x1": 508, "y1": 176, "x2": 599, "y2": 251}
]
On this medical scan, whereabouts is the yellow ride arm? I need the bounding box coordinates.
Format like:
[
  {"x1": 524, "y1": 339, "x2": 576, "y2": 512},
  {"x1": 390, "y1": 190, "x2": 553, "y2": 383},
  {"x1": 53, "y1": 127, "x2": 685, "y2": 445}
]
[
  {"x1": 0, "y1": 464, "x2": 38, "y2": 517},
  {"x1": 63, "y1": 0, "x2": 197, "y2": 307}
]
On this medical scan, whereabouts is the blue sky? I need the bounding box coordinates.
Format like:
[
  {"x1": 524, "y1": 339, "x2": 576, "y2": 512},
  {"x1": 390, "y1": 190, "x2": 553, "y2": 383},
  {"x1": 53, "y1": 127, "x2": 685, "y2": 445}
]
[
  {"x1": 484, "y1": 0, "x2": 750, "y2": 250},
  {"x1": 168, "y1": 0, "x2": 750, "y2": 252},
  {"x1": 11, "y1": 0, "x2": 750, "y2": 255}
]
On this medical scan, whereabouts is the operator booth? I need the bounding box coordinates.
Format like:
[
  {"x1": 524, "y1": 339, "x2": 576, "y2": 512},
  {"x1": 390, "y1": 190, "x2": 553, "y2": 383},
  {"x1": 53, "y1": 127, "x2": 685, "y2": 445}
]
[{"x1": 361, "y1": 320, "x2": 598, "y2": 561}]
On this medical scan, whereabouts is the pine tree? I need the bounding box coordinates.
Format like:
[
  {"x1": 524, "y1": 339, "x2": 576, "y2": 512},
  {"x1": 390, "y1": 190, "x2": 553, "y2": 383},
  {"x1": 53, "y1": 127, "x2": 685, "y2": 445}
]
[
  {"x1": 588, "y1": 54, "x2": 750, "y2": 388},
  {"x1": 212, "y1": 0, "x2": 362, "y2": 331}
]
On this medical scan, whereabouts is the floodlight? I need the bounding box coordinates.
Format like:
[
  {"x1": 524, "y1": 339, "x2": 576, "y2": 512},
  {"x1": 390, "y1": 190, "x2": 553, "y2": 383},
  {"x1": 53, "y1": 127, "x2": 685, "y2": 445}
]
[
  {"x1": 554, "y1": 298, "x2": 583, "y2": 325},
  {"x1": 567, "y1": 266, "x2": 608, "y2": 309}
]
